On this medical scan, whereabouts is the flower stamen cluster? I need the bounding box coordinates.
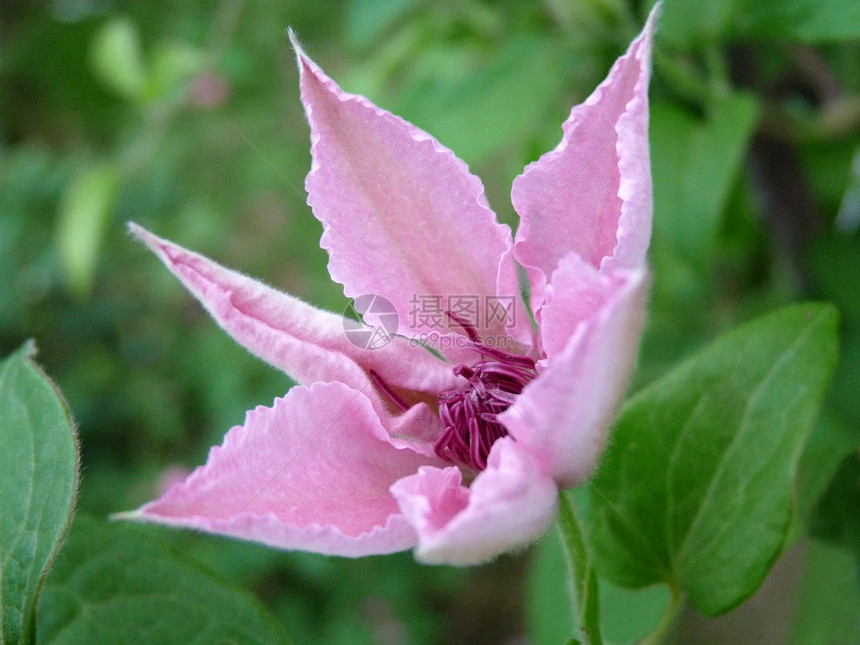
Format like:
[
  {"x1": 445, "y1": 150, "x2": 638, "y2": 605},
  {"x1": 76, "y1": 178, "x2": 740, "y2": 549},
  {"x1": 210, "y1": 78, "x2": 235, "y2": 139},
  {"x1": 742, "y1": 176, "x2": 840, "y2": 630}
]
[{"x1": 434, "y1": 312, "x2": 537, "y2": 471}]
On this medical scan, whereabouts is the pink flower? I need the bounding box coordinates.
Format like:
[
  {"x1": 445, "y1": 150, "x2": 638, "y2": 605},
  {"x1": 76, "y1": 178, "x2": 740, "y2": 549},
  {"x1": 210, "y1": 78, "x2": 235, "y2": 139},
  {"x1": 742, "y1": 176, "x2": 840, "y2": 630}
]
[{"x1": 121, "y1": 7, "x2": 658, "y2": 565}]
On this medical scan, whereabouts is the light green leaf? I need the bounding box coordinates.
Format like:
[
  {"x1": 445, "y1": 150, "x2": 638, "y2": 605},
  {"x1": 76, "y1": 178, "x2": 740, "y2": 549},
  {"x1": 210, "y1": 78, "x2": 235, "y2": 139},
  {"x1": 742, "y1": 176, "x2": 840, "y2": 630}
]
[
  {"x1": 558, "y1": 491, "x2": 603, "y2": 645},
  {"x1": 598, "y1": 580, "x2": 669, "y2": 645},
  {"x1": 56, "y1": 163, "x2": 121, "y2": 296},
  {"x1": 0, "y1": 342, "x2": 79, "y2": 645},
  {"x1": 90, "y1": 17, "x2": 148, "y2": 101},
  {"x1": 37, "y1": 516, "x2": 292, "y2": 645},
  {"x1": 651, "y1": 93, "x2": 759, "y2": 265},
  {"x1": 586, "y1": 303, "x2": 839, "y2": 616},
  {"x1": 149, "y1": 42, "x2": 205, "y2": 99}
]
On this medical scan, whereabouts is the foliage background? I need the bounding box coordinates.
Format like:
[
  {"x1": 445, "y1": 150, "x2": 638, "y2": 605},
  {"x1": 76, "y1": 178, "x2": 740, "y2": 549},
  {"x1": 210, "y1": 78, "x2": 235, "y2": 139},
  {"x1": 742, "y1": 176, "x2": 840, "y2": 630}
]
[{"x1": 1, "y1": 0, "x2": 859, "y2": 642}]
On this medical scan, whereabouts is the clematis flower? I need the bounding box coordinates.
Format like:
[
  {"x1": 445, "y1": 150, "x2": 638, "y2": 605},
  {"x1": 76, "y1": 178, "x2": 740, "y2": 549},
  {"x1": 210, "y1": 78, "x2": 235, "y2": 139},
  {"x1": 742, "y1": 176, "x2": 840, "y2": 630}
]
[{"x1": 120, "y1": 7, "x2": 658, "y2": 565}]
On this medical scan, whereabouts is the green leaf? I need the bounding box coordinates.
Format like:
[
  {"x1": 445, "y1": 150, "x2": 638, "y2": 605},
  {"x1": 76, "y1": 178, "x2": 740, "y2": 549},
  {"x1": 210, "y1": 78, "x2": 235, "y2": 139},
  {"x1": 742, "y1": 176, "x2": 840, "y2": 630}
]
[
  {"x1": 56, "y1": 163, "x2": 121, "y2": 296},
  {"x1": 739, "y1": 0, "x2": 860, "y2": 42},
  {"x1": 788, "y1": 541, "x2": 860, "y2": 644},
  {"x1": 659, "y1": 0, "x2": 741, "y2": 47},
  {"x1": 598, "y1": 580, "x2": 669, "y2": 645},
  {"x1": 558, "y1": 491, "x2": 602, "y2": 645},
  {"x1": 149, "y1": 42, "x2": 204, "y2": 99},
  {"x1": 37, "y1": 516, "x2": 292, "y2": 645},
  {"x1": 0, "y1": 342, "x2": 79, "y2": 645},
  {"x1": 586, "y1": 303, "x2": 839, "y2": 616},
  {"x1": 809, "y1": 452, "x2": 860, "y2": 550},
  {"x1": 660, "y1": 0, "x2": 860, "y2": 45},
  {"x1": 89, "y1": 17, "x2": 148, "y2": 101},
  {"x1": 650, "y1": 93, "x2": 760, "y2": 265}
]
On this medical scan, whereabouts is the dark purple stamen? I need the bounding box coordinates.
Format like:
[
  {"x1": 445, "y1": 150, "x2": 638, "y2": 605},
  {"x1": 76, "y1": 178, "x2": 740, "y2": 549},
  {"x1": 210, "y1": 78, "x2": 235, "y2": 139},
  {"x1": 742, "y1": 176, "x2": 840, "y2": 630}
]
[
  {"x1": 369, "y1": 369, "x2": 410, "y2": 412},
  {"x1": 434, "y1": 313, "x2": 536, "y2": 471}
]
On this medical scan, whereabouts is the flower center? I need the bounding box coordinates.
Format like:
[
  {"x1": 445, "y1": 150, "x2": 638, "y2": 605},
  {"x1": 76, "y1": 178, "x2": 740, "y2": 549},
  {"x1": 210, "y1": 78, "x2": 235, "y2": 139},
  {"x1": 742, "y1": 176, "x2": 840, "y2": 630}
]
[{"x1": 433, "y1": 312, "x2": 536, "y2": 471}]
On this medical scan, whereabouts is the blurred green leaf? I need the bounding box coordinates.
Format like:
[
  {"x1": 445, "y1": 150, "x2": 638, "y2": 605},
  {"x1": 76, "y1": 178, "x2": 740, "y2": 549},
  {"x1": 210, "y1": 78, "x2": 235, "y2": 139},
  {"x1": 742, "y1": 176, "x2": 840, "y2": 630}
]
[
  {"x1": 346, "y1": 0, "x2": 418, "y2": 49},
  {"x1": 89, "y1": 17, "x2": 149, "y2": 101},
  {"x1": 792, "y1": 412, "x2": 860, "y2": 543},
  {"x1": 0, "y1": 342, "x2": 79, "y2": 645},
  {"x1": 395, "y1": 35, "x2": 569, "y2": 166},
  {"x1": 659, "y1": 0, "x2": 741, "y2": 47},
  {"x1": 587, "y1": 303, "x2": 838, "y2": 616},
  {"x1": 56, "y1": 163, "x2": 121, "y2": 296},
  {"x1": 149, "y1": 42, "x2": 205, "y2": 99},
  {"x1": 651, "y1": 93, "x2": 760, "y2": 265},
  {"x1": 37, "y1": 516, "x2": 292, "y2": 645},
  {"x1": 661, "y1": 0, "x2": 860, "y2": 45},
  {"x1": 788, "y1": 540, "x2": 860, "y2": 645},
  {"x1": 809, "y1": 453, "x2": 860, "y2": 549},
  {"x1": 739, "y1": 0, "x2": 860, "y2": 42}
]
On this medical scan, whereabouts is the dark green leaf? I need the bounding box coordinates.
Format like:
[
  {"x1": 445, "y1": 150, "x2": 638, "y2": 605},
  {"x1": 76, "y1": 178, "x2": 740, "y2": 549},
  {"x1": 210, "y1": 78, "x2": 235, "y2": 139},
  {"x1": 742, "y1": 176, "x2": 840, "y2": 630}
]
[
  {"x1": 739, "y1": 0, "x2": 860, "y2": 42},
  {"x1": 788, "y1": 541, "x2": 860, "y2": 644},
  {"x1": 587, "y1": 304, "x2": 839, "y2": 615},
  {"x1": 37, "y1": 516, "x2": 291, "y2": 645},
  {"x1": 0, "y1": 342, "x2": 79, "y2": 645}
]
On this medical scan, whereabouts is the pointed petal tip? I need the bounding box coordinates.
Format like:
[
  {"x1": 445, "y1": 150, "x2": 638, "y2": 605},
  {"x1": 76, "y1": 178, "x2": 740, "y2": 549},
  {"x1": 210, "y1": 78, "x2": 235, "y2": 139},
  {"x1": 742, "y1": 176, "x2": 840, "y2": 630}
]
[
  {"x1": 287, "y1": 27, "x2": 307, "y2": 65},
  {"x1": 110, "y1": 509, "x2": 145, "y2": 523}
]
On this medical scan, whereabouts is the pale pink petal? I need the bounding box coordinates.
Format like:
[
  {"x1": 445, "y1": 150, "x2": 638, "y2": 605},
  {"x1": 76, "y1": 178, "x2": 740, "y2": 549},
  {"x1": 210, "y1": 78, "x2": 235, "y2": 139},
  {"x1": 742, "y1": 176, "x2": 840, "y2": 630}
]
[
  {"x1": 511, "y1": 5, "x2": 658, "y2": 315},
  {"x1": 498, "y1": 266, "x2": 648, "y2": 487},
  {"x1": 539, "y1": 252, "x2": 636, "y2": 359},
  {"x1": 293, "y1": 37, "x2": 533, "y2": 351},
  {"x1": 120, "y1": 382, "x2": 433, "y2": 556},
  {"x1": 390, "y1": 438, "x2": 558, "y2": 565},
  {"x1": 129, "y1": 224, "x2": 459, "y2": 402}
]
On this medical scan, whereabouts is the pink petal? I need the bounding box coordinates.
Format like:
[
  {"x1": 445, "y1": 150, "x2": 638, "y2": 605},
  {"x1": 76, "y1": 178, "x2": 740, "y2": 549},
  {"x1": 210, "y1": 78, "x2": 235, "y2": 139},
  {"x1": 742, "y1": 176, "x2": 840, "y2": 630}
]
[
  {"x1": 539, "y1": 252, "x2": 636, "y2": 359},
  {"x1": 293, "y1": 36, "x2": 533, "y2": 351},
  {"x1": 390, "y1": 437, "x2": 558, "y2": 565},
  {"x1": 120, "y1": 382, "x2": 433, "y2": 556},
  {"x1": 511, "y1": 5, "x2": 658, "y2": 315},
  {"x1": 498, "y1": 264, "x2": 648, "y2": 487},
  {"x1": 129, "y1": 224, "x2": 458, "y2": 403}
]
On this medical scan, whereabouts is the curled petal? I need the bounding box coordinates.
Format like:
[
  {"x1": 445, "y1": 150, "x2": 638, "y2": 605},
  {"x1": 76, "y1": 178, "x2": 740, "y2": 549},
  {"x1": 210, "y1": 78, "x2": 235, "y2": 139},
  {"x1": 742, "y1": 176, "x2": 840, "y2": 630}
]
[
  {"x1": 498, "y1": 266, "x2": 648, "y2": 487},
  {"x1": 391, "y1": 437, "x2": 558, "y2": 565},
  {"x1": 129, "y1": 224, "x2": 458, "y2": 402},
  {"x1": 512, "y1": 5, "x2": 658, "y2": 315},
  {"x1": 539, "y1": 252, "x2": 636, "y2": 359},
  {"x1": 293, "y1": 36, "x2": 533, "y2": 351},
  {"x1": 119, "y1": 382, "x2": 433, "y2": 556}
]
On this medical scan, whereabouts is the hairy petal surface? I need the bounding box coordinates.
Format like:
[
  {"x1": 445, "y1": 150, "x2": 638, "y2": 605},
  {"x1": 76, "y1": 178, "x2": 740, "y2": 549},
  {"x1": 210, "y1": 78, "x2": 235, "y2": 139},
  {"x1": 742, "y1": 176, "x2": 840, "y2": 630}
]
[
  {"x1": 511, "y1": 6, "x2": 657, "y2": 315},
  {"x1": 121, "y1": 382, "x2": 431, "y2": 556},
  {"x1": 391, "y1": 437, "x2": 559, "y2": 565},
  {"x1": 294, "y1": 38, "x2": 532, "y2": 349},
  {"x1": 129, "y1": 224, "x2": 458, "y2": 401},
  {"x1": 498, "y1": 263, "x2": 648, "y2": 487}
]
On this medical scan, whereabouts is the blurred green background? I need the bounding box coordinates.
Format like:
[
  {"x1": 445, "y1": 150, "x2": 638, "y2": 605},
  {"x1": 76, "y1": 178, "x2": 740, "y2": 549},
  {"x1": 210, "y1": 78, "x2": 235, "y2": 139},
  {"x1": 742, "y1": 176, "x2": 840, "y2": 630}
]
[{"x1": 2, "y1": 0, "x2": 860, "y2": 643}]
